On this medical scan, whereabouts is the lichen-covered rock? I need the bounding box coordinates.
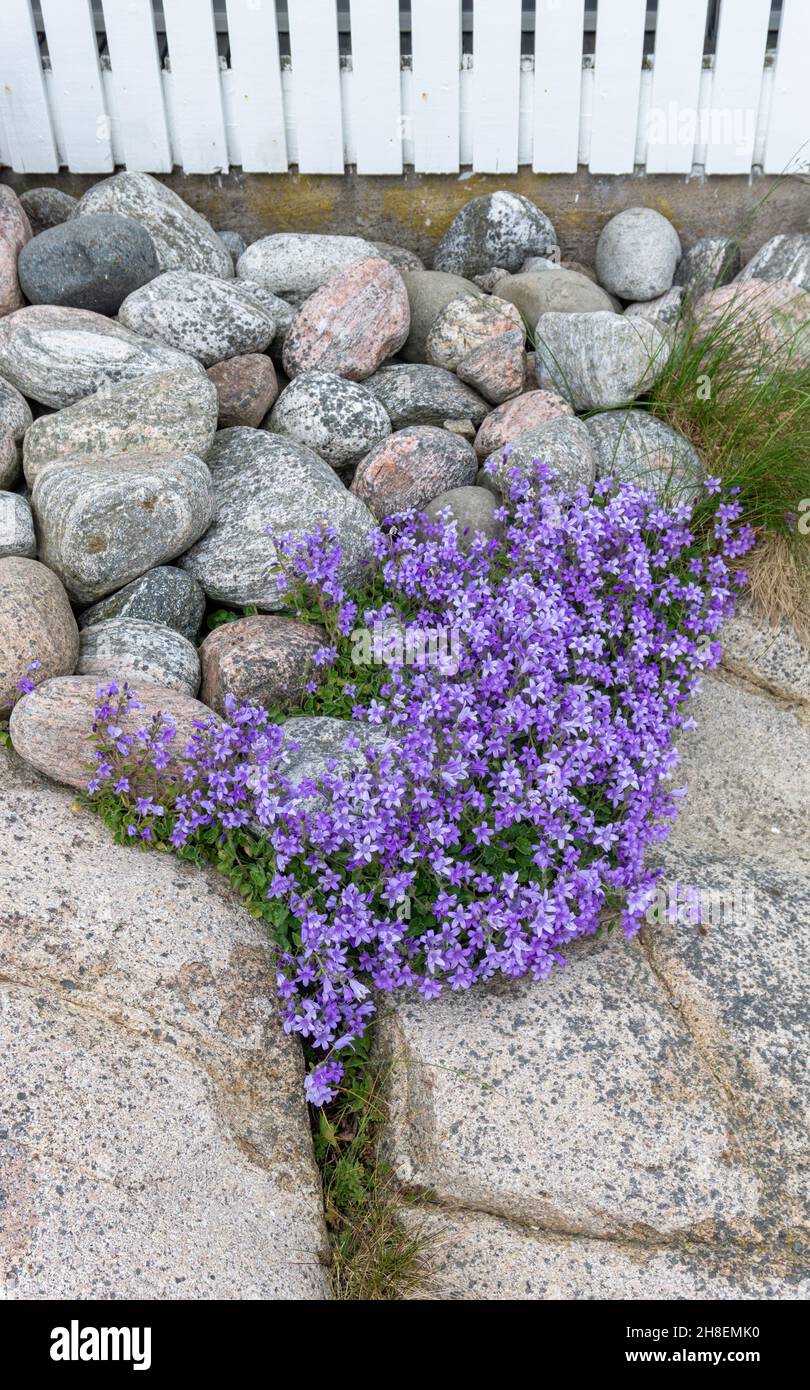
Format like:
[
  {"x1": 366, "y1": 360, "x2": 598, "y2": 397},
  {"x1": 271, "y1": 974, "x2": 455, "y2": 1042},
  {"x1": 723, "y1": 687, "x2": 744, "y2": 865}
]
[
  {"x1": 0, "y1": 374, "x2": 32, "y2": 489},
  {"x1": 692, "y1": 278, "x2": 810, "y2": 369},
  {"x1": 595, "y1": 207, "x2": 682, "y2": 301},
  {"x1": 178, "y1": 428, "x2": 376, "y2": 610},
  {"x1": 0, "y1": 186, "x2": 32, "y2": 317},
  {"x1": 118, "y1": 271, "x2": 280, "y2": 366},
  {"x1": 399, "y1": 270, "x2": 485, "y2": 363},
  {"x1": 489, "y1": 416, "x2": 596, "y2": 494},
  {"x1": 207, "y1": 354, "x2": 279, "y2": 428},
  {"x1": 423, "y1": 485, "x2": 499, "y2": 550},
  {"x1": 23, "y1": 367, "x2": 218, "y2": 486},
  {"x1": 364, "y1": 362, "x2": 488, "y2": 430},
  {"x1": 425, "y1": 294, "x2": 523, "y2": 371},
  {"x1": 76, "y1": 171, "x2": 233, "y2": 278},
  {"x1": 78, "y1": 566, "x2": 206, "y2": 644},
  {"x1": 282, "y1": 257, "x2": 409, "y2": 381},
  {"x1": 535, "y1": 311, "x2": 671, "y2": 410},
  {"x1": 433, "y1": 192, "x2": 556, "y2": 277},
  {"x1": 199, "y1": 614, "x2": 325, "y2": 714},
  {"x1": 33, "y1": 451, "x2": 214, "y2": 604},
  {"x1": 456, "y1": 329, "x2": 526, "y2": 404},
  {"x1": 0, "y1": 557, "x2": 78, "y2": 709},
  {"x1": 267, "y1": 371, "x2": 391, "y2": 468},
  {"x1": 0, "y1": 491, "x2": 36, "y2": 559},
  {"x1": 350, "y1": 426, "x2": 477, "y2": 520},
  {"x1": 18, "y1": 214, "x2": 160, "y2": 314},
  {"x1": 586, "y1": 409, "x2": 704, "y2": 501},
  {"x1": 18, "y1": 186, "x2": 78, "y2": 235},
  {"x1": 496, "y1": 269, "x2": 615, "y2": 329},
  {"x1": 78, "y1": 617, "x2": 201, "y2": 695},
  {"x1": 0, "y1": 305, "x2": 201, "y2": 409},
  {"x1": 674, "y1": 236, "x2": 741, "y2": 295},
  {"x1": 737, "y1": 233, "x2": 810, "y2": 294},
  {"x1": 237, "y1": 232, "x2": 377, "y2": 305},
  {"x1": 473, "y1": 390, "x2": 574, "y2": 460}
]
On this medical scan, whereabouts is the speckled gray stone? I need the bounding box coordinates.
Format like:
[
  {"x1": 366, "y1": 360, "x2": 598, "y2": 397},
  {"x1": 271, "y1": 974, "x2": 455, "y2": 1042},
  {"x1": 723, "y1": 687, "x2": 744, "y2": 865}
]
[
  {"x1": 33, "y1": 451, "x2": 214, "y2": 604},
  {"x1": 737, "y1": 233, "x2": 810, "y2": 293},
  {"x1": 596, "y1": 207, "x2": 682, "y2": 301},
  {"x1": 489, "y1": 416, "x2": 596, "y2": 494},
  {"x1": 721, "y1": 602, "x2": 810, "y2": 704},
  {"x1": 0, "y1": 305, "x2": 202, "y2": 409},
  {"x1": 423, "y1": 485, "x2": 499, "y2": 550},
  {"x1": 363, "y1": 362, "x2": 488, "y2": 429},
  {"x1": 372, "y1": 241, "x2": 424, "y2": 272},
  {"x1": 0, "y1": 374, "x2": 32, "y2": 488},
  {"x1": 76, "y1": 171, "x2": 233, "y2": 278},
  {"x1": 535, "y1": 311, "x2": 671, "y2": 410},
  {"x1": 433, "y1": 192, "x2": 556, "y2": 277},
  {"x1": 237, "y1": 232, "x2": 377, "y2": 305},
  {"x1": 178, "y1": 428, "x2": 376, "y2": 609},
  {"x1": 281, "y1": 715, "x2": 390, "y2": 790},
  {"x1": 18, "y1": 214, "x2": 160, "y2": 314},
  {"x1": 496, "y1": 269, "x2": 615, "y2": 329},
  {"x1": 218, "y1": 228, "x2": 247, "y2": 261},
  {"x1": 399, "y1": 271, "x2": 485, "y2": 364},
  {"x1": 0, "y1": 490, "x2": 36, "y2": 558},
  {"x1": 78, "y1": 617, "x2": 201, "y2": 694},
  {"x1": 78, "y1": 566, "x2": 206, "y2": 643},
  {"x1": 266, "y1": 370, "x2": 391, "y2": 468},
  {"x1": 18, "y1": 186, "x2": 78, "y2": 235},
  {"x1": 23, "y1": 367, "x2": 218, "y2": 486},
  {"x1": 0, "y1": 747, "x2": 331, "y2": 1299},
  {"x1": 0, "y1": 557, "x2": 79, "y2": 709},
  {"x1": 674, "y1": 236, "x2": 741, "y2": 295},
  {"x1": 585, "y1": 408, "x2": 703, "y2": 502},
  {"x1": 425, "y1": 294, "x2": 523, "y2": 371},
  {"x1": 624, "y1": 286, "x2": 685, "y2": 327},
  {"x1": 118, "y1": 271, "x2": 280, "y2": 366}
]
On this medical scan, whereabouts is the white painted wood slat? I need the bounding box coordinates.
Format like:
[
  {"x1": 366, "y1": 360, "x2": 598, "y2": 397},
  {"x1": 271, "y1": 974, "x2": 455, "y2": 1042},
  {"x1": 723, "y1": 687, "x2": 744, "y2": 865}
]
[
  {"x1": 472, "y1": 0, "x2": 521, "y2": 173},
  {"x1": 588, "y1": 0, "x2": 646, "y2": 174},
  {"x1": 349, "y1": 0, "x2": 402, "y2": 174},
  {"x1": 39, "y1": 0, "x2": 113, "y2": 173},
  {"x1": 533, "y1": 0, "x2": 584, "y2": 174},
  {"x1": 763, "y1": 0, "x2": 810, "y2": 175},
  {"x1": 225, "y1": 0, "x2": 288, "y2": 174},
  {"x1": 644, "y1": 0, "x2": 707, "y2": 174},
  {"x1": 705, "y1": 0, "x2": 771, "y2": 175},
  {"x1": 162, "y1": 0, "x2": 229, "y2": 173},
  {"x1": 0, "y1": 0, "x2": 59, "y2": 173},
  {"x1": 287, "y1": 0, "x2": 344, "y2": 174},
  {"x1": 411, "y1": 0, "x2": 461, "y2": 174},
  {"x1": 101, "y1": 0, "x2": 172, "y2": 172}
]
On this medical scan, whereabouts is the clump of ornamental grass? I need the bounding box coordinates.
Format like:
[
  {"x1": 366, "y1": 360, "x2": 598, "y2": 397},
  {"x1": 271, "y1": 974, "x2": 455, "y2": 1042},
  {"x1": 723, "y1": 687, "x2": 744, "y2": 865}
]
[{"x1": 85, "y1": 461, "x2": 753, "y2": 1107}]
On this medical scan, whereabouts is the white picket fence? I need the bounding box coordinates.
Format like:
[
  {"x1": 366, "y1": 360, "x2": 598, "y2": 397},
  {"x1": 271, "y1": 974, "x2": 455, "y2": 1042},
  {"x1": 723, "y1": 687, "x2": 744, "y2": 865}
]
[{"x1": 0, "y1": 1, "x2": 807, "y2": 179}]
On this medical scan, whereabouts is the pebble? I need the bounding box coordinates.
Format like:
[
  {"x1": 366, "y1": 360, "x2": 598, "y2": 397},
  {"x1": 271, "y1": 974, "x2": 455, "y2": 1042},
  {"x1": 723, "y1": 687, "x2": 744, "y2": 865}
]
[
  {"x1": 674, "y1": 237, "x2": 741, "y2": 295},
  {"x1": 18, "y1": 187, "x2": 78, "y2": 235},
  {"x1": 595, "y1": 207, "x2": 682, "y2": 301},
  {"x1": 423, "y1": 485, "x2": 499, "y2": 550},
  {"x1": 585, "y1": 409, "x2": 704, "y2": 501},
  {"x1": 737, "y1": 234, "x2": 810, "y2": 294},
  {"x1": 496, "y1": 269, "x2": 615, "y2": 329},
  {"x1": 489, "y1": 416, "x2": 597, "y2": 494},
  {"x1": 0, "y1": 374, "x2": 32, "y2": 489}
]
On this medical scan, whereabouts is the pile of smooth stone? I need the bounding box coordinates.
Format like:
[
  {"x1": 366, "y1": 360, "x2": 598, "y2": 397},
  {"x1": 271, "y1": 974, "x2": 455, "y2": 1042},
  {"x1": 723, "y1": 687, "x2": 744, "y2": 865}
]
[{"x1": 1, "y1": 173, "x2": 809, "y2": 787}]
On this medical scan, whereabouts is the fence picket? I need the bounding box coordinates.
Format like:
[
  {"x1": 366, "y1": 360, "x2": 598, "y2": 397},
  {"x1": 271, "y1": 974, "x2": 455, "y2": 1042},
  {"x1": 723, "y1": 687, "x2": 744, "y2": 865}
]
[
  {"x1": 705, "y1": 0, "x2": 771, "y2": 174},
  {"x1": 162, "y1": 0, "x2": 229, "y2": 173},
  {"x1": 644, "y1": 0, "x2": 707, "y2": 174},
  {"x1": 763, "y1": 0, "x2": 810, "y2": 175},
  {"x1": 0, "y1": 0, "x2": 58, "y2": 173},
  {"x1": 472, "y1": 0, "x2": 521, "y2": 173},
  {"x1": 101, "y1": 0, "x2": 171, "y2": 172},
  {"x1": 411, "y1": 0, "x2": 461, "y2": 174},
  {"x1": 349, "y1": 0, "x2": 402, "y2": 175},
  {"x1": 39, "y1": 0, "x2": 113, "y2": 173},
  {"x1": 588, "y1": 0, "x2": 646, "y2": 174},
  {"x1": 532, "y1": 0, "x2": 584, "y2": 174},
  {"x1": 224, "y1": 0, "x2": 287, "y2": 173}
]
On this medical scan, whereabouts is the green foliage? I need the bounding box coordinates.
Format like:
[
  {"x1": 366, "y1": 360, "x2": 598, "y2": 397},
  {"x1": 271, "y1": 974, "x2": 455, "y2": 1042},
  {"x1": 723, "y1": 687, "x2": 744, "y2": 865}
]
[{"x1": 205, "y1": 602, "x2": 259, "y2": 632}]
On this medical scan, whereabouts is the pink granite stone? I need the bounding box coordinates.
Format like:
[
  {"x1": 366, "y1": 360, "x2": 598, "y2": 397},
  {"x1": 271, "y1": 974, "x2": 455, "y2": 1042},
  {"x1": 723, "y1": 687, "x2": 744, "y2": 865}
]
[
  {"x1": 473, "y1": 390, "x2": 574, "y2": 460},
  {"x1": 693, "y1": 278, "x2": 810, "y2": 369},
  {"x1": 0, "y1": 187, "x2": 32, "y2": 318},
  {"x1": 456, "y1": 328, "x2": 526, "y2": 405},
  {"x1": 350, "y1": 425, "x2": 477, "y2": 521},
  {"x1": 282, "y1": 255, "x2": 410, "y2": 381},
  {"x1": 206, "y1": 353, "x2": 279, "y2": 427}
]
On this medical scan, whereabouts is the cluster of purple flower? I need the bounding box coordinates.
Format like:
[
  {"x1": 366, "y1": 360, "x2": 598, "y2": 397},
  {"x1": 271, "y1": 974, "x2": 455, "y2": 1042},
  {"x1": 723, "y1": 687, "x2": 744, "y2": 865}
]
[{"x1": 88, "y1": 463, "x2": 753, "y2": 1105}]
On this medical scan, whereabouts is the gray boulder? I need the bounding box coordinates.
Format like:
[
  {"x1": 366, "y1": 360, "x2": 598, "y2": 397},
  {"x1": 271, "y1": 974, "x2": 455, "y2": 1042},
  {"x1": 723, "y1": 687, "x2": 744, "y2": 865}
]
[
  {"x1": 736, "y1": 233, "x2": 810, "y2": 294},
  {"x1": 425, "y1": 293, "x2": 523, "y2": 372},
  {"x1": 595, "y1": 207, "x2": 682, "y2": 301},
  {"x1": 433, "y1": 192, "x2": 556, "y2": 277},
  {"x1": 399, "y1": 270, "x2": 484, "y2": 363},
  {"x1": 489, "y1": 416, "x2": 596, "y2": 494},
  {"x1": 585, "y1": 409, "x2": 704, "y2": 502},
  {"x1": 496, "y1": 269, "x2": 615, "y2": 328},
  {"x1": 75, "y1": 171, "x2": 233, "y2": 278},
  {"x1": 363, "y1": 362, "x2": 488, "y2": 429},
  {"x1": 18, "y1": 214, "x2": 160, "y2": 314},
  {"x1": 674, "y1": 237, "x2": 741, "y2": 295},
  {"x1": 237, "y1": 232, "x2": 377, "y2": 305},
  {"x1": 625, "y1": 287, "x2": 685, "y2": 328},
  {"x1": 18, "y1": 186, "x2": 78, "y2": 235},
  {"x1": 267, "y1": 371, "x2": 391, "y2": 468},
  {"x1": 118, "y1": 271, "x2": 280, "y2": 366},
  {"x1": 78, "y1": 566, "x2": 206, "y2": 644},
  {"x1": 218, "y1": 229, "x2": 247, "y2": 261},
  {"x1": 78, "y1": 617, "x2": 201, "y2": 695},
  {"x1": 535, "y1": 311, "x2": 671, "y2": 410},
  {"x1": 0, "y1": 490, "x2": 36, "y2": 559},
  {"x1": 423, "y1": 485, "x2": 499, "y2": 550}
]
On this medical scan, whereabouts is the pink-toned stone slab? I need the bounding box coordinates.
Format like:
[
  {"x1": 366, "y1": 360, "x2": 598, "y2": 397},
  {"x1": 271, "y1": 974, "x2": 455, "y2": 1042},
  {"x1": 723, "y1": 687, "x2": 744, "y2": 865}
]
[{"x1": 0, "y1": 557, "x2": 79, "y2": 710}]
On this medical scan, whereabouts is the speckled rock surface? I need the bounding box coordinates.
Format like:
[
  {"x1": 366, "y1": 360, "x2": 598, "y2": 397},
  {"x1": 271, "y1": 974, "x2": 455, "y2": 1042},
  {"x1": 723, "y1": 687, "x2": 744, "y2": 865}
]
[
  {"x1": 0, "y1": 305, "x2": 201, "y2": 409},
  {"x1": 119, "y1": 271, "x2": 280, "y2": 366},
  {"x1": 737, "y1": 233, "x2": 810, "y2": 293},
  {"x1": 18, "y1": 214, "x2": 160, "y2": 314},
  {"x1": 267, "y1": 370, "x2": 391, "y2": 468},
  {"x1": 351, "y1": 426, "x2": 477, "y2": 520},
  {"x1": 0, "y1": 558, "x2": 79, "y2": 710},
  {"x1": 282, "y1": 256, "x2": 409, "y2": 381},
  {"x1": 456, "y1": 329, "x2": 526, "y2": 404},
  {"x1": 423, "y1": 485, "x2": 499, "y2": 550},
  {"x1": 281, "y1": 715, "x2": 389, "y2": 789},
  {"x1": 76, "y1": 171, "x2": 233, "y2": 278},
  {"x1": 399, "y1": 271, "x2": 485, "y2": 363},
  {"x1": 624, "y1": 286, "x2": 685, "y2": 327},
  {"x1": 535, "y1": 311, "x2": 671, "y2": 410},
  {"x1": 0, "y1": 491, "x2": 36, "y2": 559},
  {"x1": 23, "y1": 367, "x2": 217, "y2": 485},
  {"x1": 473, "y1": 390, "x2": 574, "y2": 460},
  {"x1": 78, "y1": 566, "x2": 206, "y2": 644},
  {"x1": 207, "y1": 354, "x2": 279, "y2": 428},
  {"x1": 178, "y1": 428, "x2": 376, "y2": 609},
  {"x1": 364, "y1": 362, "x2": 488, "y2": 430},
  {"x1": 0, "y1": 747, "x2": 331, "y2": 1299},
  {"x1": 218, "y1": 228, "x2": 247, "y2": 261},
  {"x1": 237, "y1": 232, "x2": 377, "y2": 305},
  {"x1": 585, "y1": 408, "x2": 703, "y2": 501},
  {"x1": 200, "y1": 614, "x2": 325, "y2": 714},
  {"x1": 372, "y1": 241, "x2": 424, "y2": 272},
  {"x1": 674, "y1": 236, "x2": 741, "y2": 295},
  {"x1": 496, "y1": 269, "x2": 615, "y2": 328},
  {"x1": 720, "y1": 603, "x2": 810, "y2": 704},
  {"x1": 33, "y1": 451, "x2": 214, "y2": 604},
  {"x1": 18, "y1": 186, "x2": 78, "y2": 236},
  {"x1": 595, "y1": 207, "x2": 682, "y2": 301},
  {"x1": 692, "y1": 279, "x2": 810, "y2": 368},
  {"x1": 0, "y1": 374, "x2": 32, "y2": 489},
  {"x1": 490, "y1": 416, "x2": 596, "y2": 494},
  {"x1": 0, "y1": 427, "x2": 17, "y2": 490},
  {"x1": 433, "y1": 192, "x2": 556, "y2": 277},
  {"x1": 0, "y1": 186, "x2": 31, "y2": 317},
  {"x1": 78, "y1": 617, "x2": 201, "y2": 695},
  {"x1": 425, "y1": 294, "x2": 523, "y2": 372}
]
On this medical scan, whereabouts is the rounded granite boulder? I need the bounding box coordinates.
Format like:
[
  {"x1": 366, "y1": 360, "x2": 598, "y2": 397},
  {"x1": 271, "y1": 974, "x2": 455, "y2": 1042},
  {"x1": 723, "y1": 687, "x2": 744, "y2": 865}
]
[
  {"x1": 78, "y1": 566, "x2": 207, "y2": 644},
  {"x1": 75, "y1": 171, "x2": 233, "y2": 278},
  {"x1": 0, "y1": 491, "x2": 37, "y2": 559},
  {"x1": 236, "y1": 232, "x2": 377, "y2": 305},
  {"x1": 118, "y1": 271, "x2": 280, "y2": 366},
  {"x1": 595, "y1": 207, "x2": 682, "y2": 302},
  {"x1": 18, "y1": 214, "x2": 161, "y2": 314},
  {"x1": 282, "y1": 256, "x2": 410, "y2": 381},
  {"x1": 0, "y1": 557, "x2": 79, "y2": 710},
  {"x1": 350, "y1": 425, "x2": 477, "y2": 521},
  {"x1": 199, "y1": 614, "x2": 327, "y2": 714},
  {"x1": 433, "y1": 192, "x2": 556, "y2": 277},
  {"x1": 363, "y1": 362, "x2": 489, "y2": 430},
  {"x1": 206, "y1": 354, "x2": 279, "y2": 428},
  {"x1": 399, "y1": 271, "x2": 485, "y2": 364},
  {"x1": 473, "y1": 390, "x2": 574, "y2": 460},
  {"x1": 267, "y1": 371, "x2": 391, "y2": 468},
  {"x1": 18, "y1": 186, "x2": 78, "y2": 235},
  {"x1": 77, "y1": 617, "x2": 201, "y2": 695}
]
